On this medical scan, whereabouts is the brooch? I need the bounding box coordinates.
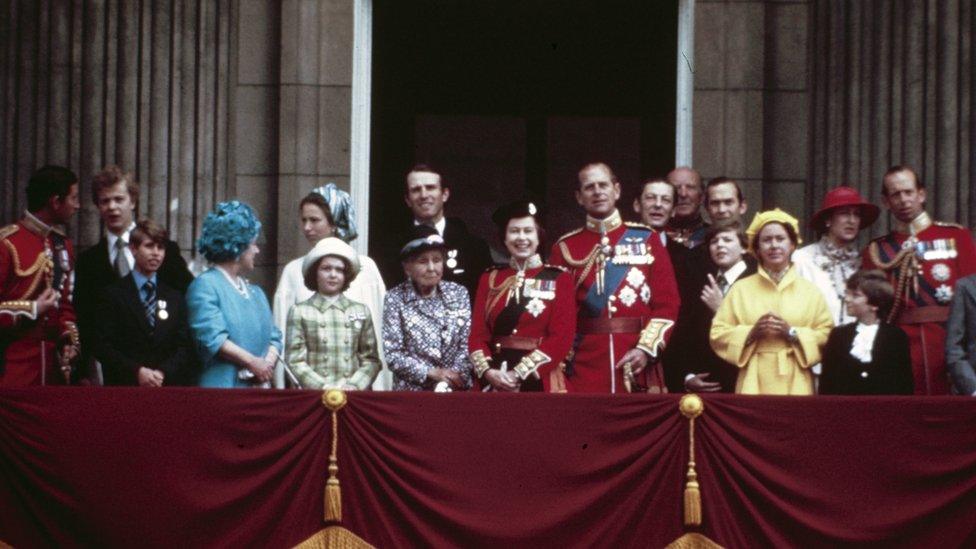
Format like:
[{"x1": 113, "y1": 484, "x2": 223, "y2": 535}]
[
  {"x1": 930, "y1": 263, "x2": 951, "y2": 282},
  {"x1": 526, "y1": 298, "x2": 546, "y2": 318},
  {"x1": 626, "y1": 267, "x2": 645, "y2": 288}
]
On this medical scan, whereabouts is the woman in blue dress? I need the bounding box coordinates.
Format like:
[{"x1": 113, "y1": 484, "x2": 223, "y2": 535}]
[{"x1": 187, "y1": 201, "x2": 282, "y2": 388}]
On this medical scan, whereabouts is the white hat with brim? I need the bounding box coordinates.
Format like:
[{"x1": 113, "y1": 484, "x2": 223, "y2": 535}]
[{"x1": 302, "y1": 237, "x2": 361, "y2": 283}]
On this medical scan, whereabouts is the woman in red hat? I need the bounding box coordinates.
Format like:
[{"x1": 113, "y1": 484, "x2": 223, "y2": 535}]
[{"x1": 793, "y1": 186, "x2": 880, "y2": 325}]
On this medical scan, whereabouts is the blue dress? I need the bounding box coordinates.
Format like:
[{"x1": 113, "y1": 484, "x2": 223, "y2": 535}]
[{"x1": 187, "y1": 268, "x2": 282, "y2": 388}]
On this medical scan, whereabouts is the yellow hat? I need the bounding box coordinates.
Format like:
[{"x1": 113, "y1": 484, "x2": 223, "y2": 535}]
[{"x1": 745, "y1": 208, "x2": 802, "y2": 251}]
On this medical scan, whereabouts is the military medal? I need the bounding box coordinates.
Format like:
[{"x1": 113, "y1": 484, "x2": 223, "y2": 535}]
[
  {"x1": 934, "y1": 284, "x2": 954, "y2": 304},
  {"x1": 526, "y1": 298, "x2": 546, "y2": 317},
  {"x1": 446, "y1": 249, "x2": 459, "y2": 270},
  {"x1": 640, "y1": 284, "x2": 651, "y2": 304},
  {"x1": 931, "y1": 263, "x2": 951, "y2": 282},
  {"x1": 523, "y1": 279, "x2": 556, "y2": 300},
  {"x1": 626, "y1": 267, "x2": 645, "y2": 288},
  {"x1": 618, "y1": 285, "x2": 638, "y2": 307},
  {"x1": 612, "y1": 237, "x2": 652, "y2": 265},
  {"x1": 157, "y1": 300, "x2": 169, "y2": 321}
]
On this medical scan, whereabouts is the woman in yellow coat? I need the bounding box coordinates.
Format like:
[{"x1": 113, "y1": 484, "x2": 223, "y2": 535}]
[{"x1": 710, "y1": 210, "x2": 834, "y2": 395}]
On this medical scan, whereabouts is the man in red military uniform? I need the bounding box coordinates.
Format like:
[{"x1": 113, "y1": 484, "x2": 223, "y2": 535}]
[
  {"x1": 862, "y1": 165, "x2": 976, "y2": 395},
  {"x1": 0, "y1": 165, "x2": 81, "y2": 386},
  {"x1": 549, "y1": 163, "x2": 680, "y2": 394}
]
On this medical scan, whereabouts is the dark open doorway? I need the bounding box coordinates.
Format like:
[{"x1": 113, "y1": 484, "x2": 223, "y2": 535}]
[{"x1": 370, "y1": 0, "x2": 678, "y2": 279}]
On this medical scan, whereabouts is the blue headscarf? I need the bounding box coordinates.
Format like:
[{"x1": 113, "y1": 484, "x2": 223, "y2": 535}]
[
  {"x1": 197, "y1": 201, "x2": 262, "y2": 262},
  {"x1": 312, "y1": 182, "x2": 358, "y2": 243}
]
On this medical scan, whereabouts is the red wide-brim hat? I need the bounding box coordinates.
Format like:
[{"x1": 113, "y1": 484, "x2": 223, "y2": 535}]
[{"x1": 810, "y1": 186, "x2": 880, "y2": 232}]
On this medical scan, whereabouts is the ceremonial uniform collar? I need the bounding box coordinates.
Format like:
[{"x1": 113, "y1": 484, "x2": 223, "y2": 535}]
[
  {"x1": 509, "y1": 254, "x2": 543, "y2": 271},
  {"x1": 893, "y1": 211, "x2": 932, "y2": 235},
  {"x1": 585, "y1": 209, "x2": 623, "y2": 234},
  {"x1": 21, "y1": 210, "x2": 65, "y2": 238}
]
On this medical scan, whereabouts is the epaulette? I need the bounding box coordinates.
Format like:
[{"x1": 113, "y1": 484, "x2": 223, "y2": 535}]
[
  {"x1": 543, "y1": 264, "x2": 568, "y2": 273},
  {"x1": 935, "y1": 221, "x2": 966, "y2": 230},
  {"x1": 555, "y1": 227, "x2": 583, "y2": 242},
  {"x1": 0, "y1": 224, "x2": 18, "y2": 240},
  {"x1": 624, "y1": 221, "x2": 653, "y2": 231}
]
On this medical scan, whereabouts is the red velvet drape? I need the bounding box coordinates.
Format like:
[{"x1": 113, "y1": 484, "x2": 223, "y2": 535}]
[{"x1": 1, "y1": 389, "x2": 974, "y2": 548}]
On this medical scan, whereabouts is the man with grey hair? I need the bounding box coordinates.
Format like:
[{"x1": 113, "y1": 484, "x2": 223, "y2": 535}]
[{"x1": 664, "y1": 166, "x2": 709, "y2": 248}]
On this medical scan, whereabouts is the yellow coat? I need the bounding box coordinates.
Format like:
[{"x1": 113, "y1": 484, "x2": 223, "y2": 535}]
[{"x1": 710, "y1": 266, "x2": 834, "y2": 395}]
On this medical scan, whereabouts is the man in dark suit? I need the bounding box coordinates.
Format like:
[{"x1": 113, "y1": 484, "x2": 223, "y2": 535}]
[
  {"x1": 680, "y1": 222, "x2": 756, "y2": 392},
  {"x1": 945, "y1": 274, "x2": 976, "y2": 396},
  {"x1": 91, "y1": 220, "x2": 195, "y2": 386},
  {"x1": 382, "y1": 164, "x2": 491, "y2": 299},
  {"x1": 74, "y1": 165, "x2": 193, "y2": 382}
]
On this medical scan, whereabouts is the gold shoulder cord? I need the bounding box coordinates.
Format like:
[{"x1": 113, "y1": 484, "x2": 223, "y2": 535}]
[
  {"x1": 557, "y1": 241, "x2": 601, "y2": 289},
  {"x1": 485, "y1": 270, "x2": 518, "y2": 317},
  {"x1": 867, "y1": 241, "x2": 917, "y2": 322}
]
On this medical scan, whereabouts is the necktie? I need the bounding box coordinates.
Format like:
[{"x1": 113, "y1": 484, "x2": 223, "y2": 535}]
[
  {"x1": 143, "y1": 280, "x2": 157, "y2": 328},
  {"x1": 717, "y1": 273, "x2": 729, "y2": 295},
  {"x1": 114, "y1": 238, "x2": 130, "y2": 277}
]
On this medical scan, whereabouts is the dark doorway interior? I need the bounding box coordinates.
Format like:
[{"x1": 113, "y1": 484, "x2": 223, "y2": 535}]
[{"x1": 370, "y1": 1, "x2": 677, "y2": 282}]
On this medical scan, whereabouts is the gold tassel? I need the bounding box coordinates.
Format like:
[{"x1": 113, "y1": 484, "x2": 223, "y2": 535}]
[
  {"x1": 325, "y1": 476, "x2": 342, "y2": 522},
  {"x1": 321, "y1": 390, "x2": 348, "y2": 523},
  {"x1": 684, "y1": 464, "x2": 701, "y2": 526},
  {"x1": 678, "y1": 395, "x2": 705, "y2": 527}
]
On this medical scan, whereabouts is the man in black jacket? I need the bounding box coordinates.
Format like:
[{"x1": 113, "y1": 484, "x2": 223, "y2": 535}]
[
  {"x1": 382, "y1": 164, "x2": 491, "y2": 300},
  {"x1": 92, "y1": 220, "x2": 195, "y2": 386},
  {"x1": 74, "y1": 166, "x2": 193, "y2": 383}
]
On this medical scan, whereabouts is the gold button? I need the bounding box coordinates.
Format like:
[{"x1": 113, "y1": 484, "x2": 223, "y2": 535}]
[
  {"x1": 608, "y1": 295, "x2": 616, "y2": 302},
  {"x1": 512, "y1": 329, "x2": 518, "y2": 334},
  {"x1": 609, "y1": 306, "x2": 618, "y2": 313}
]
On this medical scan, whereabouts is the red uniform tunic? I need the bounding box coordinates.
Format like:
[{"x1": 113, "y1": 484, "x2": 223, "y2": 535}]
[
  {"x1": 468, "y1": 258, "x2": 576, "y2": 392},
  {"x1": 548, "y1": 210, "x2": 680, "y2": 394},
  {"x1": 862, "y1": 212, "x2": 976, "y2": 395},
  {"x1": 0, "y1": 213, "x2": 78, "y2": 386}
]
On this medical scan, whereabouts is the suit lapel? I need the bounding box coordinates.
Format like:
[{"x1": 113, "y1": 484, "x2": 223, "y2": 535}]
[
  {"x1": 122, "y1": 275, "x2": 154, "y2": 337},
  {"x1": 97, "y1": 237, "x2": 116, "y2": 279}
]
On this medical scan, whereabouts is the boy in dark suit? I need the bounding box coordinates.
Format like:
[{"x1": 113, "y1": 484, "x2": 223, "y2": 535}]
[
  {"x1": 820, "y1": 270, "x2": 913, "y2": 395},
  {"x1": 91, "y1": 220, "x2": 196, "y2": 386},
  {"x1": 75, "y1": 165, "x2": 193, "y2": 383}
]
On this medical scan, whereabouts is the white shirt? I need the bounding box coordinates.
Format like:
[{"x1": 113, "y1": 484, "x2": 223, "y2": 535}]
[
  {"x1": 414, "y1": 217, "x2": 446, "y2": 236},
  {"x1": 106, "y1": 222, "x2": 136, "y2": 272},
  {"x1": 718, "y1": 260, "x2": 748, "y2": 292},
  {"x1": 850, "y1": 322, "x2": 880, "y2": 363}
]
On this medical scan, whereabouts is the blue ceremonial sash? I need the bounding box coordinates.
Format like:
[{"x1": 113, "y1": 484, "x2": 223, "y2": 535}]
[{"x1": 579, "y1": 226, "x2": 651, "y2": 318}]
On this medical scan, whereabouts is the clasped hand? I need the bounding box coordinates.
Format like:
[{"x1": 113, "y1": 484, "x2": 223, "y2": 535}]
[{"x1": 748, "y1": 312, "x2": 792, "y2": 342}]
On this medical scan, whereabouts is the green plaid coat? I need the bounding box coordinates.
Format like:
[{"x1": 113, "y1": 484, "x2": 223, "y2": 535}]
[{"x1": 285, "y1": 293, "x2": 380, "y2": 390}]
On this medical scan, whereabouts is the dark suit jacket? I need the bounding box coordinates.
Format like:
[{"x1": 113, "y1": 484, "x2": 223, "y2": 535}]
[
  {"x1": 820, "y1": 322, "x2": 914, "y2": 395},
  {"x1": 75, "y1": 237, "x2": 193, "y2": 377},
  {"x1": 946, "y1": 274, "x2": 976, "y2": 395},
  {"x1": 380, "y1": 217, "x2": 491, "y2": 301},
  {"x1": 91, "y1": 274, "x2": 196, "y2": 386},
  {"x1": 668, "y1": 259, "x2": 757, "y2": 393}
]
